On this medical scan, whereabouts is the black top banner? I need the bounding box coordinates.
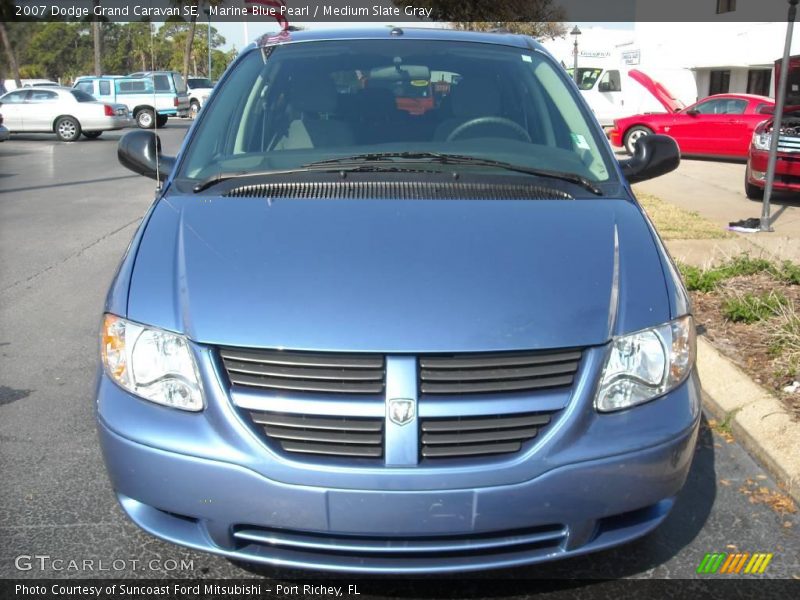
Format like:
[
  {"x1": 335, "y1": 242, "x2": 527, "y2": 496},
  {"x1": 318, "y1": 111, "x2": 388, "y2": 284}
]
[{"x1": 1, "y1": 0, "x2": 797, "y2": 23}]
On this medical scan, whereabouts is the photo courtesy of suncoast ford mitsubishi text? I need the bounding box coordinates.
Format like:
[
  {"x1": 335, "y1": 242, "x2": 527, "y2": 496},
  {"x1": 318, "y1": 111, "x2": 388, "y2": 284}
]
[{"x1": 99, "y1": 27, "x2": 696, "y2": 573}]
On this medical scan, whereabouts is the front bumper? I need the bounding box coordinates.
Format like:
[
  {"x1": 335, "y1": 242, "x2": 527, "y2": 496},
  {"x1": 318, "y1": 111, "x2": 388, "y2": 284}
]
[
  {"x1": 748, "y1": 148, "x2": 800, "y2": 192},
  {"x1": 608, "y1": 127, "x2": 623, "y2": 148},
  {"x1": 96, "y1": 341, "x2": 701, "y2": 573},
  {"x1": 79, "y1": 115, "x2": 133, "y2": 131}
]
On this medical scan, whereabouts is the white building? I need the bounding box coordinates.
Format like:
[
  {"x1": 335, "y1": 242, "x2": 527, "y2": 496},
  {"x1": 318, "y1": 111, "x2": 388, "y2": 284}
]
[{"x1": 542, "y1": 0, "x2": 800, "y2": 101}]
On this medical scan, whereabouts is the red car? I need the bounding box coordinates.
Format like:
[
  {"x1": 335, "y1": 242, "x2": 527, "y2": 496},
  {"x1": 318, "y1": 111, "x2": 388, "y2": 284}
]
[
  {"x1": 745, "y1": 55, "x2": 800, "y2": 199},
  {"x1": 609, "y1": 93, "x2": 774, "y2": 158}
]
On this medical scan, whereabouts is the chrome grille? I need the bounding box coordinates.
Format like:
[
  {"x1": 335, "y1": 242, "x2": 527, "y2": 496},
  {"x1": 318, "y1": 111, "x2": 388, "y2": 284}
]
[
  {"x1": 420, "y1": 412, "x2": 553, "y2": 458},
  {"x1": 249, "y1": 411, "x2": 384, "y2": 458},
  {"x1": 777, "y1": 135, "x2": 800, "y2": 153},
  {"x1": 419, "y1": 349, "x2": 581, "y2": 394},
  {"x1": 220, "y1": 347, "x2": 385, "y2": 394}
]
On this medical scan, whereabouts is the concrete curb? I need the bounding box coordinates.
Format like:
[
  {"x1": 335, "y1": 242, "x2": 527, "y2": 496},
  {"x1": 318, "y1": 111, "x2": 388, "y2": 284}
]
[{"x1": 697, "y1": 336, "x2": 800, "y2": 504}]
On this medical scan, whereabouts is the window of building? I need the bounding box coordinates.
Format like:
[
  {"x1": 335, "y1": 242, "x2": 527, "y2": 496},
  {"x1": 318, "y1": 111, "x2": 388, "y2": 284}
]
[
  {"x1": 746, "y1": 69, "x2": 770, "y2": 96},
  {"x1": 716, "y1": 0, "x2": 736, "y2": 14},
  {"x1": 709, "y1": 70, "x2": 731, "y2": 95}
]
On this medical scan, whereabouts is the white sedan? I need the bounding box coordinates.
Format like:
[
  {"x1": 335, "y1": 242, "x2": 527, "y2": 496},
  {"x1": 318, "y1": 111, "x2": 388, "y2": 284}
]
[{"x1": 0, "y1": 86, "x2": 132, "y2": 141}]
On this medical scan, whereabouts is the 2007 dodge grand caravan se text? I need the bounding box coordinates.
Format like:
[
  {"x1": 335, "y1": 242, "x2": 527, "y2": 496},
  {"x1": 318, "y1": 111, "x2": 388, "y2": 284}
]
[{"x1": 98, "y1": 28, "x2": 697, "y2": 573}]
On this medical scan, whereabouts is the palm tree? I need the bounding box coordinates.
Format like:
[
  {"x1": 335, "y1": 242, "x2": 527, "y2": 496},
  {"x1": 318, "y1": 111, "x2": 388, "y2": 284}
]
[
  {"x1": 181, "y1": 0, "x2": 201, "y2": 83},
  {"x1": 0, "y1": 21, "x2": 21, "y2": 87},
  {"x1": 92, "y1": 1, "x2": 102, "y2": 75}
]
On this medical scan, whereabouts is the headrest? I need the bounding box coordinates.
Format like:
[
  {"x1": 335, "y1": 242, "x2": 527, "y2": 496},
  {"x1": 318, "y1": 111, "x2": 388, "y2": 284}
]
[
  {"x1": 450, "y1": 78, "x2": 501, "y2": 118},
  {"x1": 288, "y1": 74, "x2": 337, "y2": 114},
  {"x1": 358, "y1": 87, "x2": 397, "y2": 116}
]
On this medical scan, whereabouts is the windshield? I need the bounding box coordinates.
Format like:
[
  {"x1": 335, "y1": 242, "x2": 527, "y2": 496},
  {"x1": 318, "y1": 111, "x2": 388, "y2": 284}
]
[
  {"x1": 180, "y1": 40, "x2": 613, "y2": 187},
  {"x1": 189, "y1": 78, "x2": 213, "y2": 88},
  {"x1": 566, "y1": 68, "x2": 603, "y2": 91}
]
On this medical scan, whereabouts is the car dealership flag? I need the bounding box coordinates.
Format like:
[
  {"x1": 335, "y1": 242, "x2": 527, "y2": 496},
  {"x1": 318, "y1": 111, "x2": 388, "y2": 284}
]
[{"x1": 246, "y1": 0, "x2": 290, "y2": 30}]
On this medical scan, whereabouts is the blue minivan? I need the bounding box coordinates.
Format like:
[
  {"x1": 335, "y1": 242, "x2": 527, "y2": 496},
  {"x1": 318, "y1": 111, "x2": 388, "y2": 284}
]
[{"x1": 99, "y1": 28, "x2": 698, "y2": 573}]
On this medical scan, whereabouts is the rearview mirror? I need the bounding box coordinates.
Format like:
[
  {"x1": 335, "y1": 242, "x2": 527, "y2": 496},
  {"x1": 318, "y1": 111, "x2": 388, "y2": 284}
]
[
  {"x1": 618, "y1": 134, "x2": 680, "y2": 184},
  {"x1": 117, "y1": 130, "x2": 175, "y2": 181}
]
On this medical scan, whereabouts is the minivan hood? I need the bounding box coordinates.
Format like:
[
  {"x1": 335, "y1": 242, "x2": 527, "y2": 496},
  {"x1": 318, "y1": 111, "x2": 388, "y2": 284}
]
[{"x1": 126, "y1": 195, "x2": 671, "y2": 353}]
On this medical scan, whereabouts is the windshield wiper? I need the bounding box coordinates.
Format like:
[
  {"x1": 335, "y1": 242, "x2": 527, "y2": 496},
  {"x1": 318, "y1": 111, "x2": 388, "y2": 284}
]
[
  {"x1": 303, "y1": 152, "x2": 604, "y2": 196},
  {"x1": 192, "y1": 163, "x2": 439, "y2": 193}
]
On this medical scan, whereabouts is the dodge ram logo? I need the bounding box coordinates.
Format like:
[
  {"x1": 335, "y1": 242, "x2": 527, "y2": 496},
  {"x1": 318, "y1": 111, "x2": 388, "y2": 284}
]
[{"x1": 388, "y1": 399, "x2": 415, "y2": 426}]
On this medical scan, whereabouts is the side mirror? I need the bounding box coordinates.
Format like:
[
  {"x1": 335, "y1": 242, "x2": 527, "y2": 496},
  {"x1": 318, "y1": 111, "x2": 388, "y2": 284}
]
[
  {"x1": 618, "y1": 134, "x2": 680, "y2": 184},
  {"x1": 598, "y1": 81, "x2": 611, "y2": 93},
  {"x1": 686, "y1": 108, "x2": 699, "y2": 116},
  {"x1": 117, "y1": 130, "x2": 175, "y2": 181}
]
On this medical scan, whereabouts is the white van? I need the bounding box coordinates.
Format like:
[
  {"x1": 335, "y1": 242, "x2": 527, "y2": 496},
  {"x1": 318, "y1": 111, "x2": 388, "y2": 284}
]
[
  {"x1": 567, "y1": 66, "x2": 698, "y2": 127},
  {"x1": 3, "y1": 79, "x2": 59, "y2": 92}
]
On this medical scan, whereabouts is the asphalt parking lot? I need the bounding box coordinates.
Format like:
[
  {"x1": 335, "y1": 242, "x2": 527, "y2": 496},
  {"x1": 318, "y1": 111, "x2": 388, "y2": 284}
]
[{"x1": 0, "y1": 123, "x2": 798, "y2": 586}]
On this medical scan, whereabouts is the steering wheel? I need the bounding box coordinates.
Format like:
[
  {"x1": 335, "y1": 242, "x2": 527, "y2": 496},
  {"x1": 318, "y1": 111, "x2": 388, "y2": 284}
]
[{"x1": 446, "y1": 117, "x2": 532, "y2": 143}]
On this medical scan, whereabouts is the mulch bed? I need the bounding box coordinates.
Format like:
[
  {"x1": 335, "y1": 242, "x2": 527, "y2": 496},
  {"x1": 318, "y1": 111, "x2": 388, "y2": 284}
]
[{"x1": 690, "y1": 273, "x2": 800, "y2": 421}]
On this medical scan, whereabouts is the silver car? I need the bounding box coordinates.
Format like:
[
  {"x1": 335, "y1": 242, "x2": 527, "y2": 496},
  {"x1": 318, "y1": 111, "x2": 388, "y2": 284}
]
[
  {"x1": 0, "y1": 86, "x2": 132, "y2": 141},
  {"x1": 0, "y1": 109, "x2": 8, "y2": 142}
]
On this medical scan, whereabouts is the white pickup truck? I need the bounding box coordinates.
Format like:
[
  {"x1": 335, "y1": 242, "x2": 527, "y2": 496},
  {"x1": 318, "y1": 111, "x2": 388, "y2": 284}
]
[
  {"x1": 186, "y1": 77, "x2": 214, "y2": 117},
  {"x1": 74, "y1": 72, "x2": 190, "y2": 129}
]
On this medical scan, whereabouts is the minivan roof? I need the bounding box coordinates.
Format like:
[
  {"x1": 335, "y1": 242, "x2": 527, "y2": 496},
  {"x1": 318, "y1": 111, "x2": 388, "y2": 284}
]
[{"x1": 253, "y1": 27, "x2": 541, "y2": 51}]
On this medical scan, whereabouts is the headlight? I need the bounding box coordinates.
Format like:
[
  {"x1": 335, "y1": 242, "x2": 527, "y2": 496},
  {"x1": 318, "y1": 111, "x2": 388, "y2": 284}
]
[
  {"x1": 752, "y1": 130, "x2": 772, "y2": 151},
  {"x1": 101, "y1": 314, "x2": 203, "y2": 411},
  {"x1": 595, "y1": 315, "x2": 695, "y2": 412}
]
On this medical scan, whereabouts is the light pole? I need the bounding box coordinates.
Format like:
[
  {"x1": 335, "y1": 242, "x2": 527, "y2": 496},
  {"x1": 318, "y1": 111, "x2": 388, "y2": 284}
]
[
  {"x1": 761, "y1": 0, "x2": 799, "y2": 232},
  {"x1": 571, "y1": 26, "x2": 581, "y2": 85},
  {"x1": 203, "y1": 7, "x2": 212, "y2": 80}
]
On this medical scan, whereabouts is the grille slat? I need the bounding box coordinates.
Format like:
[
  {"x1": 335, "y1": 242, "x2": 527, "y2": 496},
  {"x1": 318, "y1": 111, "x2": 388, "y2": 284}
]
[
  {"x1": 420, "y1": 349, "x2": 581, "y2": 395},
  {"x1": 220, "y1": 348, "x2": 385, "y2": 394},
  {"x1": 423, "y1": 442, "x2": 523, "y2": 457},
  {"x1": 249, "y1": 411, "x2": 384, "y2": 458},
  {"x1": 228, "y1": 373, "x2": 384, "y2": 394},
  {"x1": 419, "y1": 350, "x2": 582, "y2": 369},
  {"x1": 420, "y1": 362, "x2": 578, "y2": 382},
  {"x1": 421, "y1": 427, "x2": 539, "y2": 445},
  {"x1": 281, "y1": 440, "x2": 383, "y2": 457},
  {"x1": 421, "y1": 374, "x2": 575, "y2": 395},
  {"x1": 420, "y1": 413, "x2": 552, "y2": 459},
  {"x1": 251, "y1": 413, "x2": 382, "y2": 431},
  {"x1": 223, "y1": 181, "x2": 573, "y2": 201},
  {"x1": 221, "y1": 348, "x2": 383, "y2": 369},
  {"x1": 232, "y1": 523, "x2": 567, "y2": 556},
  {"x1": 422, "y1": 413, "x2": 551, "y2": 432},
  {"x1": 224, "y1": 359, "x2": 383, "y2": 382}
]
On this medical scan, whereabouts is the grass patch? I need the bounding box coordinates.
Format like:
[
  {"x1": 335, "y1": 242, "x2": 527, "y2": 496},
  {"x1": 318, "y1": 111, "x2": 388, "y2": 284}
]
[
  {"x1": 678, "y1": 254, "x2": 789, "y2": 292},
  {"x1": 721, "y1": 292, "x2": 790, "y2": 324},
  {"x1": 635, "y1": 191, "x2": 731, "y2": 241}
]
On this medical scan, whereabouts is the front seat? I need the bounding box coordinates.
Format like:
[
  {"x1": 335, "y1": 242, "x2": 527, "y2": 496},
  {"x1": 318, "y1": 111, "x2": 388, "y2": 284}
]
[
  {"x1": 275, "y1": 74, "x2": 355, "y2": 150},
  {"x1": 433, "y1": 78, "x2": 501, "y2": 141}
]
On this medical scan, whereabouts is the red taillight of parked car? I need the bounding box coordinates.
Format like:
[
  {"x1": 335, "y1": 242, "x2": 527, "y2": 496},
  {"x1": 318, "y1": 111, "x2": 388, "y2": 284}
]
[
  {"x1": 173, "y1": 97, "x2": 179, "y2": 107},
  {"x1": 104, "y1": 104, "x2": 115, "y2": 117}
]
